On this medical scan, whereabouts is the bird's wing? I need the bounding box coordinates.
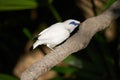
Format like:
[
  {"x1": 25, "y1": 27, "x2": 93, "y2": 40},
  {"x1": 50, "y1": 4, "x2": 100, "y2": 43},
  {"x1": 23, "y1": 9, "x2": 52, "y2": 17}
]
[
  {"x1": 38, "y1": 27, "x2": 50, "y2": 35},
  {"x1": 38, "y1": 24, "x2": 70, "y2": 46},
  {"x1": 39, "y1": 22, "x2": 62, "y2": 36},
  {"x1": 37, "y1": 23, "x2": 64, "y2": 39}
]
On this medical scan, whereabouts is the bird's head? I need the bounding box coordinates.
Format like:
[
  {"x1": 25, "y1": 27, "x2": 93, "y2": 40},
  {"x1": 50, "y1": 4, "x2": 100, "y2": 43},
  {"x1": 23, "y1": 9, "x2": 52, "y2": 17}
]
[{"x1": 63, "y1": 19, "x2": 80, "y2": 32}]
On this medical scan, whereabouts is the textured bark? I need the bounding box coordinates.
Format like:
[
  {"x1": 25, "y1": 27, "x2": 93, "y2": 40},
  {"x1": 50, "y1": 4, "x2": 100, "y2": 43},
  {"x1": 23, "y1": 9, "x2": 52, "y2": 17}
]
[{"x1": 21, "y1": 0, "x2": 120, "y2": 80}]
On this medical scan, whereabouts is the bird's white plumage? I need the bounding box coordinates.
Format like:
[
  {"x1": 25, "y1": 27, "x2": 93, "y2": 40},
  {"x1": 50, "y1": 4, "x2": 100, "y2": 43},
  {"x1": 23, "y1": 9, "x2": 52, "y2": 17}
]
[{"x1": 33, "y1": 19, "x2": 80, "y2": 49}]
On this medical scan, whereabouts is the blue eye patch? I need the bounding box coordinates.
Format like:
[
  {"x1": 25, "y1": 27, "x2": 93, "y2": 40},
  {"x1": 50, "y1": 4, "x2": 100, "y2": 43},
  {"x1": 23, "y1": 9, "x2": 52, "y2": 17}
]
[{"x1": 69, "y1": 21, "x2": 79, "y2": 26}]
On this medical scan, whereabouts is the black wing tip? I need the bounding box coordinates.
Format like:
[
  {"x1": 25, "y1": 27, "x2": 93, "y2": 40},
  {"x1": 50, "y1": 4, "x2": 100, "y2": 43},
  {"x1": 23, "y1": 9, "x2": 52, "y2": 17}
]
[{"x1": 32, "y1": 35, "x2": 39, "y2": 42}]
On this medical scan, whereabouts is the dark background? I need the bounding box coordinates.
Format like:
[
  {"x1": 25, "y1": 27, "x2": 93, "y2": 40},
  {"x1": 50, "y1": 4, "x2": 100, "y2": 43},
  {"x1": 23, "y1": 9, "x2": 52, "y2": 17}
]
[{"x1": 0, "y1": 0, "x2": 119, "y2": 80}]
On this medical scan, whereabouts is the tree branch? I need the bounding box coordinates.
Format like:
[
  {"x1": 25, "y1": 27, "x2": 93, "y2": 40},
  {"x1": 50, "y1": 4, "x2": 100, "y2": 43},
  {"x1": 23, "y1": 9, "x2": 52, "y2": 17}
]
[{"x1": 21, "y1": 0, "x2": 120, "y2": 80}]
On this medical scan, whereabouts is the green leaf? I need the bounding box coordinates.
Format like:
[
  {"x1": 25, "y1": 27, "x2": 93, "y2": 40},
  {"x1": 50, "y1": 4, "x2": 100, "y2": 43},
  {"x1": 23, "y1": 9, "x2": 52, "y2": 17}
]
[
  {"x1": 53, "y1": 66, "x2": 77, "y2": 74},
  {"x1": 64, "y1": 55, "x2": 83, "y2": 69},
  {"x1": 0, "y1": 74, "x2": 18, "y2": 80},
  {"x1": 0, "y1": 0, "x2": 37, "y2": 11},
  {"x1": 101, "y1": 0, "x2": 116, "y2": 12},
  {"x1": 49, "y1": 4, "x2": 62, "y2": 22},
  {"x1": 23, "y1": 27, "x2": 32, "y2": 40},
  {"x1": 48, "y1": 0, "x2": 54, "y2": 4}
]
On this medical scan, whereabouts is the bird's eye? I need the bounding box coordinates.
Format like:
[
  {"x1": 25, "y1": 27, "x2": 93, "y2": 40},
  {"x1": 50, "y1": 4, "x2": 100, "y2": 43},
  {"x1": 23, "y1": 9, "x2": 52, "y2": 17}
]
[{"x1": 69, "y1": 21, "x2": 79, "y2": 26}]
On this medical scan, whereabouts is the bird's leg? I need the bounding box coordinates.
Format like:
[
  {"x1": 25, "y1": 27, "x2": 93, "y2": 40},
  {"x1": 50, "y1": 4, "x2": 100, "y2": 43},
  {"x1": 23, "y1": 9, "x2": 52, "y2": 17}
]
[
  {"x1": 49, "y1": 47, "x2": 56, "y2": 52},
  {"x1": 47, "y1": 44, "x2": 56, "y2": 53}
]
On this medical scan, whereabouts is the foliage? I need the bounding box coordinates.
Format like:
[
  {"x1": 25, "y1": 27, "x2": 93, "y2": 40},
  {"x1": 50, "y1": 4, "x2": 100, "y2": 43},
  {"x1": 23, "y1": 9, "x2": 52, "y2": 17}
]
[
  {"x1": 23, "y1": 28, "x2": 33, "y2": 40},
  {"x1": 102, "y1": 0, "x2": 116, "y2": 10},
  {"x1": 0, "y1": 74, "x2": 18, "y2": 80},
  {"x1": 0, "y1": 0, "x2": 37, "y2": 10}
]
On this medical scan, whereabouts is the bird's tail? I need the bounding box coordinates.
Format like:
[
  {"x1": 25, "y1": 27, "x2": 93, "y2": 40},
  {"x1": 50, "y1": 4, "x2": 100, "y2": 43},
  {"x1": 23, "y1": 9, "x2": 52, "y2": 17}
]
[{"x1": 33, "y1": 40, "x2": 43, "y2": 49}]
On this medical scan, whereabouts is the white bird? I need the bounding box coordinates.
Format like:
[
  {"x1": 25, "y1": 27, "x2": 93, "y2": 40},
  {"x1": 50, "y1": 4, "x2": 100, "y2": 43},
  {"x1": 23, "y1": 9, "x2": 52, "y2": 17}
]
[{"x1": 33, "y1": 19, "x2": 80, "y2": 50}]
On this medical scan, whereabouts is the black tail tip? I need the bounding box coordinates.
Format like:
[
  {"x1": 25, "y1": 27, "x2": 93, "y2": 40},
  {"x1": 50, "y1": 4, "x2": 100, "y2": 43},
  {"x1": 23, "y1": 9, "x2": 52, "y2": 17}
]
[{"x1": 29, "y1": 46, "x2": 33, "y2": 51}]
